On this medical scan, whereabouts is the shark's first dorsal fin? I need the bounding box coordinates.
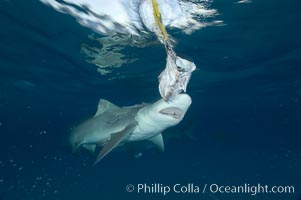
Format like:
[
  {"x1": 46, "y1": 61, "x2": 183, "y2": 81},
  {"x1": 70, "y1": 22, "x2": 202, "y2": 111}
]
[
  {"x1": 147, "y1": 133, "x2": 164, "y2": 152},
  {"x1": 94, "y1": 99, "x2": 121, "y2": 117}
]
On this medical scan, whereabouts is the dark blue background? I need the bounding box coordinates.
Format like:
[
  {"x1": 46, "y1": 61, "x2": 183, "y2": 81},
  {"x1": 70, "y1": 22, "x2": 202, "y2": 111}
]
[{"x1": 0, "y1": 0, "x2": 300, "y2": 199}]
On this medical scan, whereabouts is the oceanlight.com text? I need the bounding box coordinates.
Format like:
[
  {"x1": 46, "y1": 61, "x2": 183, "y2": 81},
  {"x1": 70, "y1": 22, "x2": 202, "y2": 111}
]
[
  {"x1": 125, "y1": 183, "x2": 295, "y2": 196},
  {"x1": 208, "y1": 183, "x2": 295, "y2": 196}
]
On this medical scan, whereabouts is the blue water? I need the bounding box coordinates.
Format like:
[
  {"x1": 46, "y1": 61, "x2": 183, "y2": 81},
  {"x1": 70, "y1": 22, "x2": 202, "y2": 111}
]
[{"x1": 0, "y1": 0, "x2": 301, "y2": 200}]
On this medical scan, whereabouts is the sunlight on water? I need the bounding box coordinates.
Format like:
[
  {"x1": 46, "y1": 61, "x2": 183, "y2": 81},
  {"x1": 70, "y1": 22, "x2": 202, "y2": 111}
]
[
  {"x1": 40, "y1": 0, "x2": 220, "y2": 35},
  {"x1": 40, "y1": 0, "x2": 222, "y2": 75}
]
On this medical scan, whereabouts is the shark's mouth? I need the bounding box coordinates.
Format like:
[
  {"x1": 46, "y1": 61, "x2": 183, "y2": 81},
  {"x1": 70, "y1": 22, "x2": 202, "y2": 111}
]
[{"x1": 159, "y1": 107, "x2": 183, "y2": 119}]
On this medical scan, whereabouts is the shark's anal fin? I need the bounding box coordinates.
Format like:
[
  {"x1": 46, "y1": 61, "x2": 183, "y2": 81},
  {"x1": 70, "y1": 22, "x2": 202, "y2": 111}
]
[
  {"x1": 94, "y1": 123, "x2": 137, "y2": 165},
  {"x1": 94, "y1": 99, "x2": 121, "y2": 117},
  {"x1": 147, "y1": 133, "x2": 164, "y2": 152}
]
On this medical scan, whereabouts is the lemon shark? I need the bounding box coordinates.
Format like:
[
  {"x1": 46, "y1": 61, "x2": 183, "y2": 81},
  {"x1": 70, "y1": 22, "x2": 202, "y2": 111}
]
[{"x1": 70, "y1": 93, "x2": 191, "y2": 164}]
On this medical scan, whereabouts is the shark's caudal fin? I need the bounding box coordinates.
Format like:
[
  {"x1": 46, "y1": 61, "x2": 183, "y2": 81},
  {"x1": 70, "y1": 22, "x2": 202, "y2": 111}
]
[
  {"x1": 147, "y1": 133, "x2": 165, "y2": 152},
  {"x1": 94, "y1": 99, "x2": 121, "y2": 117},
  {"x1": 71, "y1": 142, "x2": 82, "y2": 153},
  {"x1": 94, "y1": 122, "x2": 138, "y2": 165}
]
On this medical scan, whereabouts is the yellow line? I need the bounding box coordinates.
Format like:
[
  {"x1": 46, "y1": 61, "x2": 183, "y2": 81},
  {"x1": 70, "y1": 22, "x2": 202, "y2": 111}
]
[{"x1": 151, "y1": 0, "x2": 168, "y2": 42}]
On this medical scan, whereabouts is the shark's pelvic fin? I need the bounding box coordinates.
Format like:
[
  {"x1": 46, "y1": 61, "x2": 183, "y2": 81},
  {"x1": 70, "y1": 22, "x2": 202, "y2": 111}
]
[
  {"x1": 82, "y1": 144, "x2": 96, "y2": 153},
  {"x1": 147, "y1": 133, "x2": 164, "y2": 152},
  {"x1": 94, "y1": 99, "x2": 121, "y2": 117},
  {"x1": 94, "y1": 122, "x2": 137, "y2": 165}
]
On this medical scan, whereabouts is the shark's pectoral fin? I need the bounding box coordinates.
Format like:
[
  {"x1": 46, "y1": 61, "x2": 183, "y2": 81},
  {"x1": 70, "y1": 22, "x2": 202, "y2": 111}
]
[
  {"x1": 94, "y1": 123, "x2": 137, "y2": 165},
  {"x1": 147, "y1": 133, "x2": 164, "y2": 152}
]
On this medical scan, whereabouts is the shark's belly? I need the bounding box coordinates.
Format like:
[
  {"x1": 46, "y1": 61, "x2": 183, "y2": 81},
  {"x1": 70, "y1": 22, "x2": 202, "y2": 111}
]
[
  {"x1": 71, "y1": 115, "x2": 127, "y2": 146},
  {"x1": 126, "y1": 123, "x2": 165, "y2": 142},
  {"x1": 88, "y1": 123, "x2": 130, "y2": 145},
  {"x1": 125, "y1": 105, "x2": 171, "y2": 141}
]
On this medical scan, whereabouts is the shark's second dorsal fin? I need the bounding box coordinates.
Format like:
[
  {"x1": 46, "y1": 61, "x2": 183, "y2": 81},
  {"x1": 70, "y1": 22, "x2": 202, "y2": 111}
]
[{"x1": 94, "y1": 99, "x2": 121, "y2": 117}]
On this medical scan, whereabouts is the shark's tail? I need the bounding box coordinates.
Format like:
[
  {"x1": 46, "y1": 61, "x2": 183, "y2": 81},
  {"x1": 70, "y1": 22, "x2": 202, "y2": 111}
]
[
  {"x1": 71, "y1": 142, "x2": 82, "y2": 153},
  {"x1": 69, "y1": 131, "x2": 83, "y2": 153}
]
